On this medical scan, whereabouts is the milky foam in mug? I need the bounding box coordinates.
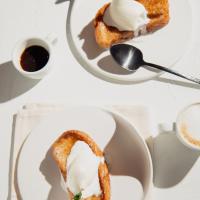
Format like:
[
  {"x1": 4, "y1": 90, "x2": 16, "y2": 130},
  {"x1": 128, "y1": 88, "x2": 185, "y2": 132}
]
[{"x1": 177, "y1": 103, "x2": 200, "y2": 150}]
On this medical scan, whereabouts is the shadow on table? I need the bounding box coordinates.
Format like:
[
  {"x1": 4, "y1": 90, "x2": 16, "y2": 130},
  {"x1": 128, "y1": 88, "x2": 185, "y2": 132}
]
[
  {"x1": 104, "y1": 114, "x2": 151, "y2": 196},
  {"x1": 0, "y1": 61, "x2": 40, "y2": 103},
  {"x1": 154, "y1": 77, "x2": 200, "y2": 89},
  {"x1": 98, "y1": 55, "x2": 134, "y2": 75},
  {"x1": 152, "y1": 127, "x2": 200, "y2": 188},
  {"x1": 55, "y1": 0, "x2": 70, "y2": 4},
  {"x1": 40, "y1": 149, "x2": 67, "y2": 200}
]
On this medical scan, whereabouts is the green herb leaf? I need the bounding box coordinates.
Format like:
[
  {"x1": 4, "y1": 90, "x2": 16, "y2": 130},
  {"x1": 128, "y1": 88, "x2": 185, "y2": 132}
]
[{"x1": 73, "y1": 192, "x2": 82, "y2": 200}]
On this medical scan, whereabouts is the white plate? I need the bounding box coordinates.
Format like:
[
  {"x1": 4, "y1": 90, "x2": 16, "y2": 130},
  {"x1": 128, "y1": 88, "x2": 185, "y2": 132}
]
[
  {"x1": 17, "y1": 107, "x2": 152, "y2": 200},
  {"x1": 67, "y1": 0, "x2": 192, "y2": 83}
]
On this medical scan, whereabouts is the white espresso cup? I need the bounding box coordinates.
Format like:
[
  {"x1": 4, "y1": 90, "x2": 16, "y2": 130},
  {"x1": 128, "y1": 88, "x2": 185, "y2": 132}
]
[
  {"x1": 176, "y1": 103, "x2": 200, "y2": 151},
  {"x1": 12, "y1": 36, "x2": 56, "y2": 79}
]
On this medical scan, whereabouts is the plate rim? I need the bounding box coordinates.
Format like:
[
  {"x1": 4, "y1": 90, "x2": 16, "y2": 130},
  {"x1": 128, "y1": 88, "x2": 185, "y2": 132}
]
[
  {"x1": 16, "y1": 106, "x2": 153, "y2": 199},
  {"x1": 66, "y1": 0, "x2": 192, "y2": 84}
]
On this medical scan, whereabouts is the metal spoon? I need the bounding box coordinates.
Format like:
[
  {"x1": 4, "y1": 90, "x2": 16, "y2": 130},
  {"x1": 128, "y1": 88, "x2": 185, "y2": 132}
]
[{"x1": 110, "y1": 44, "x2": 200, "y2": 84}]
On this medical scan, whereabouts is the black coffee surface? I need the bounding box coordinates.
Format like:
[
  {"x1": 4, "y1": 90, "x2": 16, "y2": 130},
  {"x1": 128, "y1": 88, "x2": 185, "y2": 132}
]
[{"x1": 20, "y1": 45, "x2": 49, "y2": 72}]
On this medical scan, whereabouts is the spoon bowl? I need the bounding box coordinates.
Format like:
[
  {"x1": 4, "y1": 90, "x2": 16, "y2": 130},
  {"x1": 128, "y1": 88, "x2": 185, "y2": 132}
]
[{"x1": 110, "y1": 44, "x2": 144, "y2": 71}]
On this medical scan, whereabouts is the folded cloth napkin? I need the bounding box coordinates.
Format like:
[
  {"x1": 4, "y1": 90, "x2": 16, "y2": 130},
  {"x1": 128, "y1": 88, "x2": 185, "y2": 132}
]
[{"x1": 9, "y1": 104, "x2": 158, "y2": 200}]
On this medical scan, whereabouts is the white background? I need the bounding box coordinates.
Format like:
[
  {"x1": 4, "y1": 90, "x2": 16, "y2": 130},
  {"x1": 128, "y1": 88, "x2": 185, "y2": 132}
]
[{"x1": 0, "y1": 0, "x2": 200, "y2": 199}]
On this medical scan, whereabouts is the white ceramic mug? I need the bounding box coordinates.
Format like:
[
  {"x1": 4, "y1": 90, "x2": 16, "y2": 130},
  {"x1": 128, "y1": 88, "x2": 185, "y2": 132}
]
[
  {"x1": 12, "y1": 36, "x2": 56, "y2": 79},
  {"x1": 176, "y1": 103, "x2": 200, "y2": 151}
]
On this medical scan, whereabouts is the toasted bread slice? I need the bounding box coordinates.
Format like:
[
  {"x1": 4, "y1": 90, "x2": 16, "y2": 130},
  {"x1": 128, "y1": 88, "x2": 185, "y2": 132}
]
[
  {"x1": 94, "y1": 0, "x2": 170, "y2": 48},
  {"x1": 51, "y1": 130, "x2": 110, "y2": 200}
]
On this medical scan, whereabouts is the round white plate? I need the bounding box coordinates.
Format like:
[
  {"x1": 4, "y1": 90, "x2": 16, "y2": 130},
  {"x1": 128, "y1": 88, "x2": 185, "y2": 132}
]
[
  {"x1": 67, "y1": 0, "x2": 192, "y2": 83},
  {"x1": 17, "y1": 107, "x2": 152, "y2": 200}
]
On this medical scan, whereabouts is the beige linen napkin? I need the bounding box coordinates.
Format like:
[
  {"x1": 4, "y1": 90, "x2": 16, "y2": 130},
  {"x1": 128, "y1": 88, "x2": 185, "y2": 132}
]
[{"x1": 9, "y1": 104, "x2": 158, "y2": 200}]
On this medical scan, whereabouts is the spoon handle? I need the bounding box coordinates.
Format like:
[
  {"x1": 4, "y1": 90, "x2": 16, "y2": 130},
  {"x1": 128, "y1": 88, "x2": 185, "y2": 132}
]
[{"x1": 145, "y1": 62, "x2": 200, "y2": 84}]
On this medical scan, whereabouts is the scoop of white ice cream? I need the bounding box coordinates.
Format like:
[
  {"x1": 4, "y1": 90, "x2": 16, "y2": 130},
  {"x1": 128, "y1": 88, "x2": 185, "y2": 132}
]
[
  {"x1": 103, "y1": 0, "x2": 149, "y2": 33},
  {"x1": 66, "y1": 141, "x2": 102, "y2": 198}
]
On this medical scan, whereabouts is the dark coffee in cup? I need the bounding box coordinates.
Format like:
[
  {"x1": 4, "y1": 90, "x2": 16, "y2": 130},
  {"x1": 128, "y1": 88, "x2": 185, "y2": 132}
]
[{"x1": 20, "y1": 45, "x2": 49, "y2": 72}]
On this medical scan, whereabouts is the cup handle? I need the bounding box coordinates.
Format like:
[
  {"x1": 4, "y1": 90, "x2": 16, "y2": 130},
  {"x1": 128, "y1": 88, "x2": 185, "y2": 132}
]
[
  {"x1": 45, "y1": 33, "x2": 57, "y2": 45},
  {"x1": 146, "y1": 122, "x2": 175, "y2": 158},
  {"x1": 158, "y1": 122, "x2": 175, "y2": 134}
]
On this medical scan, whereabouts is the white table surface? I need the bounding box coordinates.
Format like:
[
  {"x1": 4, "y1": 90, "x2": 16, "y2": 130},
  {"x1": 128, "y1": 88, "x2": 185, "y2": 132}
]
[{"x1": 0, "y1": 0, "x2": 200, "y2": 199}]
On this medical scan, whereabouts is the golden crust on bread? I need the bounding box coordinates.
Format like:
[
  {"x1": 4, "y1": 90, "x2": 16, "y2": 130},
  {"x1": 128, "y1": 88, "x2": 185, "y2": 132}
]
[
  {"x1": 51, "y1": 130, "x2": 110, "y2": 200},
  {"x1": 94, "y1": 0, "x2": 170, "y2": 48}
]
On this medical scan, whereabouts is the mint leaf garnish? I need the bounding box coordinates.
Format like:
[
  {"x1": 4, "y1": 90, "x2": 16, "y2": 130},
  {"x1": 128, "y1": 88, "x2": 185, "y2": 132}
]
[{"x1": 73, "y1": 192, "x2": 82, "y2": 200}]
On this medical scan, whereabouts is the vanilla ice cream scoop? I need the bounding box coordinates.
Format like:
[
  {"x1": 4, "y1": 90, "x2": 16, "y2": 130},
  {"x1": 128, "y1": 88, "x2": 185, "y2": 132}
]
[
  {"x1": 66, "y1": 141, "x2": 103, "y2": 198},
  {"x1": 103, "y1": 0, "x2": 149, "y2": 33}
]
